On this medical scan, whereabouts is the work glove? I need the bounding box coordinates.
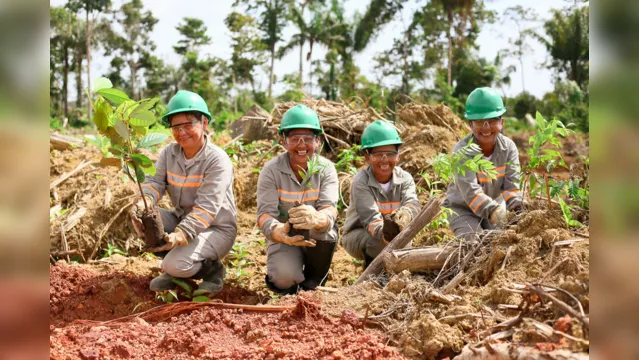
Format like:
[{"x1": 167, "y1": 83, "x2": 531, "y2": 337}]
[
  {"x1": 129, "y1": 195, "x2": 153, "y2": 237},
  {"x1": 147, "y1": 228, "x2": 189, "y2": 253},
  {"x1": 508, "y1": 199, "x2": 528, "y2": 214},
  {"x1": 390, "y1": 206, "x2": 412, "y2": 231},
  {"x1": 288, "y1": 204, "x2": 329, "y2": 231},
  {"x1": 271, "y1": 222, "x2": 316, "y2": 247},
  {"x1": 489, "y1": 206, "x2": 508, "y2": 227}
]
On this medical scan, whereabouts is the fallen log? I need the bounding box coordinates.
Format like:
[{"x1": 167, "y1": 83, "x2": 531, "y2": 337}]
[
  {"x1": 383, "y1": 246, "x2": 457, "y2": 273},
  {"x1": 50, "y1": 132, "x2": 84, "y2": 151},
  {"x1": 355, "y1": 197, "x2": 441, "y2": 284}
]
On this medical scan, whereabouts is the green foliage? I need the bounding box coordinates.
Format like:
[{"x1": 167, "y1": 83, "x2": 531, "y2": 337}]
[
  {"x1": 227, "y1": 243, "x2": 255, "y2": 280},
  {"x1": 102, "y1": 243, "x2": 126, "y2": 258},
  {"x1": 431, "y1": 140, "x2": 498, "y2": 184},
  {"x1": 334, "y1": 145, "x2": 363, "y2": 175},
  {"x1": 297, "y1": 153, "x2": 327, "y2": 192},
  {"x1": 162, "y1": 278, "x2": 212, "y2": 303},
  {"x1": 89, "y1": 77, "x2": 166, "y2": 207},
  {"x1": 558, "y1": 198, "x2": 584, "y2": 228},
  {"x1": 525, "y1": 112, "x2": 571, "y2": 173},
  {"x1": 85, "y1": 134, "x2": 113, "y2": 156},
  {"x1": 428, "y1": 207, "x2": 455, "y2": 230}
]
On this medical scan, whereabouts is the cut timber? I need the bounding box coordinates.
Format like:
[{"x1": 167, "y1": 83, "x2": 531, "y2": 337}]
[
  {"x1": 355, "y1": 198, "x2": 441, "y2": 284},
  {"x1": 383, "y1": 246, "x2": 456, "y2": 274},
  {"x1": 50, "y1": 132, "x2": 84, "y2": 150}
]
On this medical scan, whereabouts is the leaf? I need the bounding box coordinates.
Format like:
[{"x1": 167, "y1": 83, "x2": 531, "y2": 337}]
[
  {"x1": 171, "y1": 278, "x2": 192, "y2": 294},
  {"x1": 129, "y1": 109, "x2": 157, "y2": 127},
  {"x1": 114, "y1": 119, "x2": 129, "y2": 139},
  {"x1": 93, "y1": 99, "x2": 113, "y2": 132},
  {"x1": 138, "y1": 132, "x2": 168, "y2": 149},
  {"x1": 131, "y1": 153, "x2": 153, "y2": 168},
  {"x1": 192, "y1": 296, "x2": 211, "y2": 303},
  {"x1": 108, "y1": 147, "x2": 122, "y2": 156},
  {"x1": 134, "y1": 98, "x2": 160, "y2": 113},
  {"x1": 132, "y1": 163, "x2": 146, "y2": 183},
  {"x1": 168, "y1": 290, "x2": 179, "y2": 301},
  {"x1": 97, "y1": 88, "x2": 130, "y2": 106},
  {"x1": 92, "y1": 77, "x2": 113, "y2": 92},
  {"x1": 192, "y1": 289, "x2": 210, "y2": 296},
  {"x1": 100, "y1": 158, "x2": 122, "y2": 167}
]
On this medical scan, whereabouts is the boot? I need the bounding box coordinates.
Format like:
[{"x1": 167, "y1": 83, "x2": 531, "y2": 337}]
[
  {"x1": 264, "y1": 275, "x2": 299, "y2": 295},
  {"x1": 300, "y1": 240, "x2": 337, "y2": 291},
  {"x1": 149, "y1": 272, "x2": 176, "y2": 292},
  {"x1": 193, "y1": 259, "x2": 225, "y2": 296}
]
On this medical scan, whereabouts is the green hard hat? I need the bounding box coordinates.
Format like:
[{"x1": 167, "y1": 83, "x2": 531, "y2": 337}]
[
  {"x1": 464, "y1": 87, "x2": 506, "y2": 120},
  {"x1": 162, "y1": 90, "x2": 212, "y2": 124},
  {"x1": 279, "y1": 104, "x2": 322, "y2": 135},
  {"x1": 361, "y1": 120, "x2": 403, "y2": 150}
]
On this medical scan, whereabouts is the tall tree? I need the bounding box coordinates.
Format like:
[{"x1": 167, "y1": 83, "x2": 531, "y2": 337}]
[
  {"x1": 503, "y1": 6, "x2": 538, "y2": 93},
  {"x1": 433, "y1": 0, "x2": 475, "y2": 87},
  {"x1": 66, "y1": 0, "x2": 112, "y2": 118},
  {"x1": 234, "y1": 0, "x2": 291, "y2": 100},
  {"x1": 225, "y1": 12, "x2": 266, "y2": 110},
  {"x1": 532, "y1": 4, "x2": 589, "y2": 89},
  {"x1": 111, "y1": 0, "x2": 158, "y2": 100},
  {"x1": 50, "y1": 6, "x2": 80, "y2": 118}
]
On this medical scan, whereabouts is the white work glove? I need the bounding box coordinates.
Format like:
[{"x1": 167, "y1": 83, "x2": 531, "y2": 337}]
[
  {"x1": 391, "y1": 206, "x2": 412, "y2": 231},
  {"x1": 288, "y1": 204, "x2": 329, "y2": 231},
  {"x1": 271, "y1": 222, "x2": 316, "y2": 247},
  {"x1": 129, "y1": 195, "x2": 153, "y2": 238},
  {"x1": 147, "y1": 228, "x2": 189, "y2": 253},
  {"x1": 489, "y1": 206, "x2": 508, "y2": 227}
]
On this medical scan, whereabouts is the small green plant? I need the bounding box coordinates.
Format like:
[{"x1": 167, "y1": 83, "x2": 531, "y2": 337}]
[
  {"x1": 520, "y1": 112, "x2": 573, "y2": 206},
  {"x1": 417, "y1": 172, "x2": 446, "y2": 197},
  {"x1": 558, "y1": 198, "x2": 584, "y2": 228},
  {"x1": 228, "y1": 243, "x2": 255, "y2": 280},
  {"x1": 169, "y1": 278, "x2": 211, "y2": 302},
  {"x1": 50, "y1": 207, "x2": 69, "y2": 222},
  {"x1": 102, "y1": 243, "x2": 126, "y2": 258},
  {"x1": 85, "y1": 134, "x2": 113, "y2": 157},
  {"x1": 335, "y1": 145, "x2": 363, "y2": 175},
  {"x1": 431, "y1": 139, "x2": 498, "y2": 184},
  {"x1": 156, "y1": 289, "x2": 179, "y2": 304},
  {"x1": 428, "y1": 207, "x2": 455, "y2": 230}
]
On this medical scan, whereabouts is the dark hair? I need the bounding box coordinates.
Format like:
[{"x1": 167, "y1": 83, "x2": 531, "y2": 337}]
[
  {"x1": 365, "y1": 144, "x2": 400, "y2": 154},
  {"x1": 168, "y1": 111, "x2": 205, "y2": 125},
  {"x1": 283, "y1": 129, "x2": 321, "y2": 137}
]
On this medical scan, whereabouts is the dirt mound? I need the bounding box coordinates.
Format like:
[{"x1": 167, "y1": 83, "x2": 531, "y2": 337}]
[
  {"x1": 50, "y1": 262, "x2": 156, "y2": 327},
  {"x1": 315, "y1": 208, "x2": 589, "y2": 359},
  {"x1": 50, "y1": 147, "x2": 143, "y2": 261},
  {"x1": 50, "y1": 291, "x2": 406, "y2": 359}
]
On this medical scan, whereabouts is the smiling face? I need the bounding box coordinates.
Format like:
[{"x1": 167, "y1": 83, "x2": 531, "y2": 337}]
[
  {"x1": 365, "y1": 144, "x2": 399, "y2": 183},
  {"x1": 282, "y1": 128, "x2": 321, "y2": 172},
  {"x1": 470, "y1": 117, "x2": 503, "y2": 149},
  {"x1": 170, "y1": 112, "x2": 208, "y2": 153}
]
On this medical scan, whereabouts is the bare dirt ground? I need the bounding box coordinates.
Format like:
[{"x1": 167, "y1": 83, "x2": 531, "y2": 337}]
[{"x1": 50, "y1": 101, "x2": 589, "y2": 359}]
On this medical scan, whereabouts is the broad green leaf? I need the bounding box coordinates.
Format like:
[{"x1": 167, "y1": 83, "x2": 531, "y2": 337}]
[
  {"x1": 131, "y1": 153, "x2": 153, "y2": 168},
  {"x1": 97, "y1": 88, "x2": 130, "y2": 106},
  {"x1": 192, "y1": 289, "x2": 210, "y2": 297},
  {"x1": 93, "y1": 99, "x2": 113, "y2": 132},
  {"x1": 92, "y1": 77, "x2": 113, "y2": 92},
  {"x1": 114, "y1": 119, "x2": 129, "y2": 139},
  {"x1": 171, "y1": 278, "x2": 192, "y2": 294},
  {"x1": 133, "y1": 98, "x2": 160, "y2": 113},
  {"x1": 108, "y1": 147, "x2": 122, "y2": 156},
  {"x1": 133, "y1": 163, "x2": 146, "y2": 183},
  {"x1": 100, "y1": 158, "x2": 122, "y2": 167},
  {"x1": 129, "y1": 109, "x2": 156, "y2": 127},
  {"x1": 123, "y1": 163, "x2": 136, "y2": 182},
  {"x1": 168, "y1": 289, "x2": 179, "y2": 301},
  {"x1": 133, "y1": 126, "x2": 148, "y2": 137},
  {"x1": 138, "y1": 132, "x2": 168, "y2": 149},
  {"x1": 192, "y1": 296, "x2": 211, "y2": 303}
]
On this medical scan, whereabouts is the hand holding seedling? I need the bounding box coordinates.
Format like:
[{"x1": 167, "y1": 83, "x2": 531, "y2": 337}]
[
  {"x1": 272, "y1": 222, "x2": 317, "y2": 247},
  {"x1": 288, "y1": 205, "x2": 328, "y2": 230},
  {"x1": 146, "y1": 228, "x2": 188, "y2": 252},
  {"x1": 390, "y1": 207, "x2": 412, "y2": 231}
]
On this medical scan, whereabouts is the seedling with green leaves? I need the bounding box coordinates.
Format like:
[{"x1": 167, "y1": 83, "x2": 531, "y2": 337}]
[
  {"x1": 520, "y1": 112, "x2": 573, "y2": 209},
  {"x1": 89, "y1": 77, "x2": 169, "y2": 248},
  {"x1": 431, "y1": 139, "x2": 499, "y2": 185},
  {"x1": 289, "y1": 152, "x2": 327, "y2": 239}
]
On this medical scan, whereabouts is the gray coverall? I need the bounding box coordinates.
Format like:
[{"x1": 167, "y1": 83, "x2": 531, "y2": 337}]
[
  {"x1": 256, "y1": 152, "x2": 339, "y2": 292},
  {"x1": 142, "y1": 134, "x2": 237, "y2": 278},
  {"x1": 342, "y1": 166, "x2": 421, "y2": 261},
  {"x1": 443, "y1": 133, "x2": 522, "y2": 240}
]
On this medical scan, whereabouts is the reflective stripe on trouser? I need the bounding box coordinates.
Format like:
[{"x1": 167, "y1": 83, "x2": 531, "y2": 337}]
[
  {"x1": 266, "y1": 239, "x2": 337, "y2": 291},
  {"x1": 342, "y1": 228, "x2": 411, "y2": 261},
  {"x1": 448, "y1": 206, "x2": 494, "y2": 241},
  {"x1": 159, "y1": 209, "x2": 236, "y2": 278}
]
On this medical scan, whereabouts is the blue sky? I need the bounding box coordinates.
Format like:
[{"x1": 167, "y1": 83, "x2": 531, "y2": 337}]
[{"x1": 52, "y1": 0, "x2": 562, "y2": 99}]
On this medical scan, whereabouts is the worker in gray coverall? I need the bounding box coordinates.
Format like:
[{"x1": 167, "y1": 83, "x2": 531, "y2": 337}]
[
  {"x1": 342, "y1": 120, "x2": 421, "y2": 268},
  {"x1": 256, "y1": 104, "x2": 339, "y2": 295},
  {"x1": 130, "y1": 90, "x2": 237, "y2": 295},
  {"x1": 443, "y1": 87, "x2": 523, "y2": 240}
]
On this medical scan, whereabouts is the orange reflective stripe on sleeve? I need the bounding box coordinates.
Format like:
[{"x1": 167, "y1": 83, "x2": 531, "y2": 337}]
[
  {"x1": 193, "y1": 206, "x2": 215, "y2": 222},
  {"x1": 189, "y1": 213, "x2": 210, "y2": 227},
  {"x1": 143, "y1": 184, "x2": 160, "y2": 199},
  {"x1": 367, "y1": 219, "x2": 383, "y2": 235},
  {"x1": 166, "y1": 170, "x2": 204, "y2": 179},
  {"x1": 471, "y1": 196, "x2": 489, "y2": 213},
  {"x1": 469, "y1": 194, "x2": 482, "y2": 209},
  {"x1": 167, "y1": 178, "x2": 202, "y2": 188},
  {"x1": 258, "y1": 213, "x2": 273, "y2": 227}
]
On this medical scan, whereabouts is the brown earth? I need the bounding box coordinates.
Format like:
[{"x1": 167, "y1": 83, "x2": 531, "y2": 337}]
[{"x1": 50, "y1": 99, "x2": 589, "y2": 359}]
